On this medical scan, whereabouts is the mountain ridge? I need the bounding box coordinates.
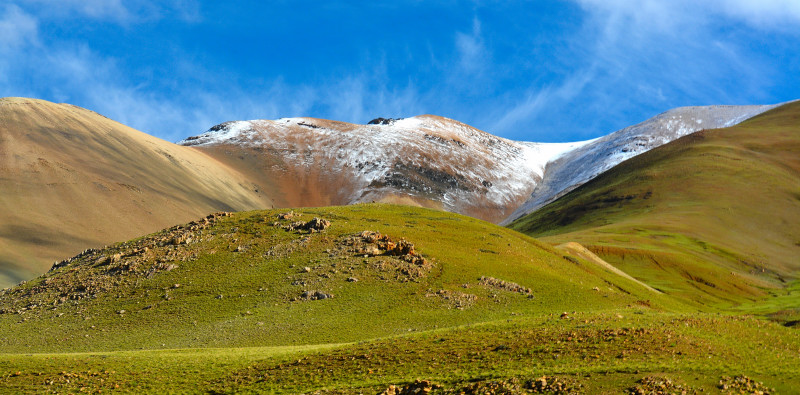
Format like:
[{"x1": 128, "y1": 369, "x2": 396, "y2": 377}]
[
  {"x1": 180, "y1": 103, "x2": 781, "y2": 225},
  {"x1": 501, "y1": 103, "x2": 782, "y2": 224}
]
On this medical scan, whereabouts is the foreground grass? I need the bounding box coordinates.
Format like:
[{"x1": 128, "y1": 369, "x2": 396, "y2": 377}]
[
  {"x1": 1, "y1": 311, "x2": 797, "y2": 393},
  {"x1": 1, "y1": 196, "x2": 797, "y2": 392}
]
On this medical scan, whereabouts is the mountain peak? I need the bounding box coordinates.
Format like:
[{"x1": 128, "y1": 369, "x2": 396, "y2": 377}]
[{"x1": 179, "y1": 114, "x2": 572, "y2": 223}]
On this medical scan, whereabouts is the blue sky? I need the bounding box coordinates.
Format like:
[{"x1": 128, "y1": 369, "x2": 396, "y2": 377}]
[{"x1": 2, "y1": 1, "x2": 799, "y2": 142}]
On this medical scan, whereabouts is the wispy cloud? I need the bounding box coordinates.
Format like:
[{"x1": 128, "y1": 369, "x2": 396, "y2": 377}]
[
  {"x1": 574, "y1": 0, "x2": 800, "y2": 32},
  {"x1": 484, "y1": 0, "x2": 800, "y2": 140},
  {"x1": 455, "y1": 18, "x2": 488, "y2": 76},
  {"x1": 490, "y1": 69, "x2": 595, "y2": 137},
  {"x1": 19, "y1": 0, "x2": 201, "y2": 23},
  {"x1": 0, "y1": 5, "x2": 425, "y2": 142},
  {"x1": 0, "y1": 5, "x2": 39, "y2": 88},
  {"x1": 712, "y1": 0, "x2": 800, "y2": 30},
  {"x1": 0, "y1": 4, "x2": 38, "y2": 50}
]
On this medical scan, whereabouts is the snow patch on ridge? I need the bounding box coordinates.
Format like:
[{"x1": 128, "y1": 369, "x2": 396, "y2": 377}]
[{"x1": 501, "y1": 103, "x2": 782, "y2": 224}]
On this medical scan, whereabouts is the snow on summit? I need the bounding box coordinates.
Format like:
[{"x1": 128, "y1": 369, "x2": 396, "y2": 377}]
[
  {"x1": 180, "y1": 103, "x2": 782, "y2": 223},
  {"x1": 180, "y1": 114, "x2": 579, "y2": 222}
]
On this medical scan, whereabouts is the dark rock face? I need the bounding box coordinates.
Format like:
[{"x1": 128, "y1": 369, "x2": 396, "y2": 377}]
[
  {"x1": 371, "y1": 160, "x2": 475, "y2": 199},
  {"x1": 208, "y1": 121, "x2": 237, "y2": 132},
  {"x1": 367, "y1": 117, "x2": 403, "y2": 125}
]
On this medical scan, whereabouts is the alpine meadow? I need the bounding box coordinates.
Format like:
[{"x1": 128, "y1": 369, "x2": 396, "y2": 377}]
[{"x1": 2, "y1": 1, "x2": 800, "y2": 393}]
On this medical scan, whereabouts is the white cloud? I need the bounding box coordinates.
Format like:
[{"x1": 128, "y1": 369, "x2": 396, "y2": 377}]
[
  {"x1": 0, "y1": 4, "x2": 38, "y2": 50},
  {"x1": 490, "y1": 69, "x2": 595, "y2": 136},
  {"x1": 573, "y1": 0, "x2": 800, "y2": 32},
  {"x1": 62, "y1": 0, "x2": 132, "y2": 20},
  {"x1": 713, "y1": 0, "x2": 800, "y2": 29},
  {"x1": 0, "y1": 5, "x2": 38, "y2": 86},
  {"x1": 0, "y1": 21, "x2": 425, "y2": 142},
  {"x1": 455, "y1": 18, "x2": 488, "y2": 76},
  {"x1": 481, "y1": 0, "x2": 798, "y2": 140},
  {"x1": 16, "y1": 0, "x2": 201, "y2": 24}
]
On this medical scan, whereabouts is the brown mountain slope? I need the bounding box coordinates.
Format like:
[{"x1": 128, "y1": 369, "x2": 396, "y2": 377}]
[{"x1": 0, "y1": 98, "x2": 272, "y2": 287}]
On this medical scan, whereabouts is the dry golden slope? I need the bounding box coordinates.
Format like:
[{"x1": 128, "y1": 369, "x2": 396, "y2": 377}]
[{"x1": 0, "y1": 98, "x2": 272, "y2": 287}]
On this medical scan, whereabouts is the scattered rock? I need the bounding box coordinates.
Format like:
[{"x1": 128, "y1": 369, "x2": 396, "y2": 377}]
[
  {"x1": 277, "y1": 211, "x2": 297, "y2": 220},
  {"x1": 340, "y1": 231, "x2": 433, "y2": 281},
  {"x1": 451, "y1": 376, "x2": 581, "y2": 394},
  {"x1": 628, "y1": 376, "x2": 693, "y2": 395},
  {"x1": 304, "y1": 217, "x2": 331, "y2": 231},
  {"x1": 718, "y1": 375, "x2": 773, "y2": 394},
  {"x1": 479, "y1": 276, "x2": 533, "y2": 297},
  {"x1": 380, "y1": 379, "x2": 442, "y2": 395},
  {"x1": 426, "y1": 289, "x2": 478, "y2": 310},
  {"x1": 298, "y1": 290, "x2": 333, "y2": 301},
  {"x1": 347, "y1": 277, "x2": 359, "y2": 282},
  {"x1": 276, "y1": 217, "x2": 331, "y2": 233},
  {"x1": 21, "y1": 211, "x2": 232, "y2": 311},
  {"x1": 525, "y1": 375, "x2": 581, "y2": 394}
]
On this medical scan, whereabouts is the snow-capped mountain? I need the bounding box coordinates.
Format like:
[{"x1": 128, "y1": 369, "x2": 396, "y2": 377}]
[
  {"x1": 180, "y1": 115, "x2": 591, "y2": 223},
  {"x1": 181, "y1": 104, "x2": 783, "y2": 224}
]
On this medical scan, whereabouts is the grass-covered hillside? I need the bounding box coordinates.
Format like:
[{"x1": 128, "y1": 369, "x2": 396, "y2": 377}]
[
  {"x1": 0, "y1": 207, "x2": 798, "y2": 393},
  {"x1": 510, "y1": 102, "x2": 800, "y2": 316},
  {"x1": 0, "y1": 204, "x2": 667, "y2": 354}
]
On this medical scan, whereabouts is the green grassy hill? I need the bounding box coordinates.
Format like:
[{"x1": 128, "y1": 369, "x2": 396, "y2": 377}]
[
  {"x1": 510, "y1": 102, "x2": 800, "y2": 315},
  {"x1": 0, "y1": 204, "x2": 666, "y2": 354},
  {"x1": 1, "y1": 204, "x2": 798, "y2": 393}
]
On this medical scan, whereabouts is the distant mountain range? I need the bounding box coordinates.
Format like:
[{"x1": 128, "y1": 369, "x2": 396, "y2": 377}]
[
  {"x1": 180, "y1": 103, "x2": 781, "y2": 225},
  {"x1": 0, "y1": 97, "x2": 785, "y2": 287}
]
